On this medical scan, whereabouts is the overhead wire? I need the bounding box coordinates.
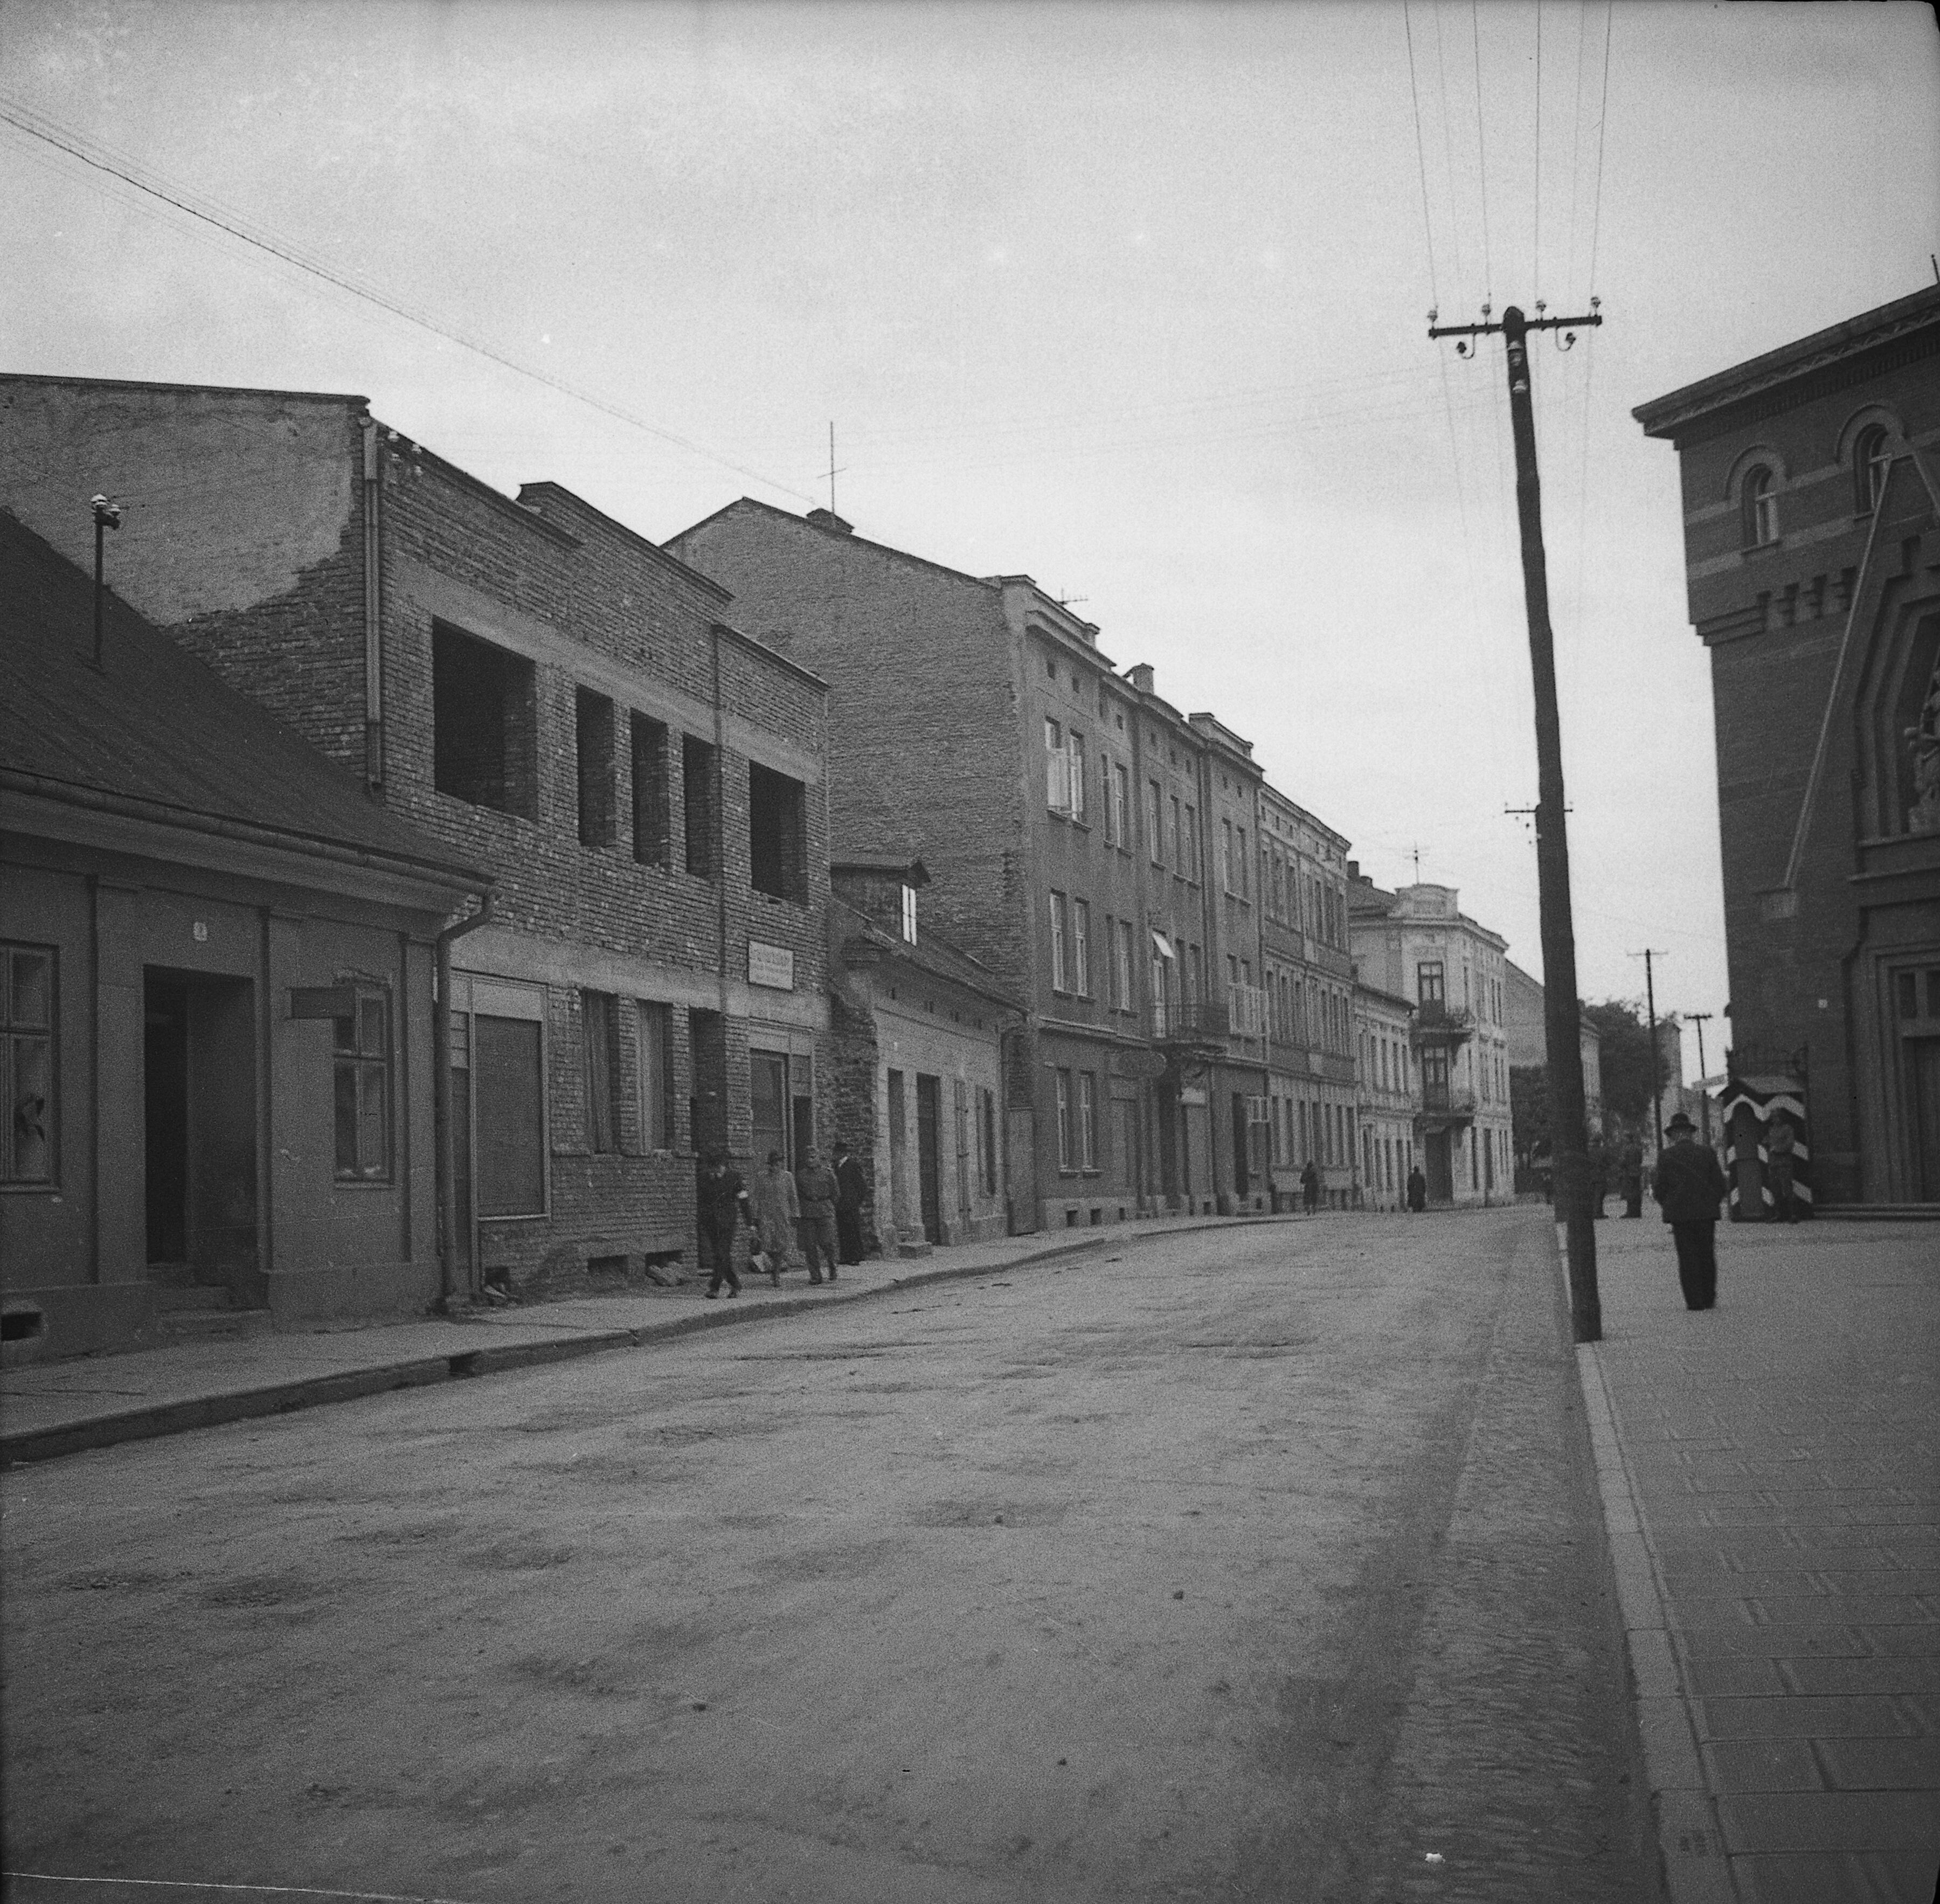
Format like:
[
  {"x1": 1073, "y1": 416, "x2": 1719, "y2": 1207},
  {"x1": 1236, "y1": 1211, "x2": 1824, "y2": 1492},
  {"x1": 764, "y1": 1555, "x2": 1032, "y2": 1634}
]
[{"x1": 0, "y1": 93, "x2": 822, "y2": 508}]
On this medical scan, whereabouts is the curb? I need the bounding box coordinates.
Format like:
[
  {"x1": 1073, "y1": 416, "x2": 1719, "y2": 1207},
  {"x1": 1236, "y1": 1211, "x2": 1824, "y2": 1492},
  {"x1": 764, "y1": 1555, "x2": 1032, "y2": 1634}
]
[{"x1": 0, "y1": 1214, "x2": 1291, "y2": 1467}]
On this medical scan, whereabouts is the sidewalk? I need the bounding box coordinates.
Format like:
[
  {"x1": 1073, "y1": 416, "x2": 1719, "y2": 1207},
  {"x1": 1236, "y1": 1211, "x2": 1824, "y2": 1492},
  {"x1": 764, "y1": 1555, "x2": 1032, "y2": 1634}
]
[
  {"x1": 1574, "y1": 1216, "x2": 1940, "y2": 1904},
  {"x1": 0, "y1": 1211, "x2": 1283, "y2": 1466}
]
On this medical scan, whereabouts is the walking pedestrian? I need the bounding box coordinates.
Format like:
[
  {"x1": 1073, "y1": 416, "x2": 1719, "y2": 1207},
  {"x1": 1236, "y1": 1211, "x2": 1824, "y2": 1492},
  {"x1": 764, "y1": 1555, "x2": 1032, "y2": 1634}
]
[
  {"x1": 1300, "y1": 1158, "x2": 1320, "y2": 1214},
  {"x1": 1619, "y1": 1133, "x2": 1645, "y2": 1219},
  {"x1": 1406, "y1": 1164, "x2": 1428, "y2": 1214},
  {"x1": 833, "y1": 1140, "x2": 870, "y2": 1265},
  {"x1": 748, "y1": 1151, "x2": 799, "y2": 1286},
  {"x1": 696, "y1": 1151, "x2": 751, "y2": 1299},
  {"x1": 1765, "y1": 1114, "x2": 1799, "y2": 1223},
  {"x1": 1653, "y1": 1110, "x2": 1728, "y2": 1310},
  {"x1": 794, "y1": 1145, "x2": 841, "y2": 1284}
]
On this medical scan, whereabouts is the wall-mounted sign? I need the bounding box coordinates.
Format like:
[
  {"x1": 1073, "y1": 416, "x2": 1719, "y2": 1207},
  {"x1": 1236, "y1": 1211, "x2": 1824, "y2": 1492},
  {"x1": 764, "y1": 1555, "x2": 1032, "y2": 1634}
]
[{"x1": 747, "y1": 940, "x2": 795, "y2": 991}]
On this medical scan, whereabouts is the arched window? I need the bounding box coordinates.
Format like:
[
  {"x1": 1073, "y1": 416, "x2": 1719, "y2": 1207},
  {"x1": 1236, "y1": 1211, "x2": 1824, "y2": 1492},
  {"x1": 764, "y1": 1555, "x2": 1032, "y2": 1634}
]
[
  {"x1": 1742, "y1": 467, "x2": 1779, "y2": 548},
  {"x1": 1854, "y1": 424, "x2": 1891, "y2": 515}
]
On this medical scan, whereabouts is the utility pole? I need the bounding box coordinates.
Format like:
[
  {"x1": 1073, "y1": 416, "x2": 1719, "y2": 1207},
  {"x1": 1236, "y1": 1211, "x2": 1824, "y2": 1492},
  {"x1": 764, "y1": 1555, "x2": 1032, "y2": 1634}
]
[
  {"x1": 1630, "y1": 948, "x2": 1668, "y2": 1153},
  {"x1": 1687, "y1": 1010, "x2": 1714, "y2": 1148},
  {"x1": 1431, "y1": 298, "x2": 1604, "y2": 1342},
  {"x1": 89, "y1": 493, "x2": 122, "y2": 670}
]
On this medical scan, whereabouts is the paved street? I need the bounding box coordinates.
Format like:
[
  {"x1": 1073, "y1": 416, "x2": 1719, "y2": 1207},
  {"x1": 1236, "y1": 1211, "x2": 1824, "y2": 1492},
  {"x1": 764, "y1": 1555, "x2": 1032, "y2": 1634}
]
[{"x1": 1, "y1": 1210, "x2": 1652, "y2": 1904}]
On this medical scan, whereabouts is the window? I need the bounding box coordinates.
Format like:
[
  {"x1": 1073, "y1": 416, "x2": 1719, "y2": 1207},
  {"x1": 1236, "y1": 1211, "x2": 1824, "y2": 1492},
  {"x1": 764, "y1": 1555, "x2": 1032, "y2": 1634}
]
[
  {"x1": 1188, "y1": 943, "x2": 1204, "y2": 1007},
  {"x1": 1109, "y1": 760, "x2": 1130, "y2": 847},
  {"x1": 576, "y1": 688, "x2": 616, "y2": 847},
  {"x1": 1147, "y1": 781, "x2": 1165, "y2": 864},
  {"x1": 1182, "y1": 805, "x2": 1198, "y2": 876},
  {"x1": 1743, "y1": 466, "x2": 1779, "y2": 548},
  {"x1": 1072, "y1": 899, "x2": 1091, "y2": 996},
  {"x1": 900, "y1": 883, "x2": 918, "y2": 943},
  {"x1": 1055, "y1": 1069, "x2": 1073, "y2": 1169},
  {"x1": 3, "y1": 944, "x2": 54, "y2": 1184},
  {"x1": 682, "y1": 734, "x2": 718, "y2": 878},
  {"x1": 1220, "y1": 820, "x2": 1234, "y2": 892},
  {"x1": 1169, "y1": 797, "x2": 1182, "y2": 870},
  {"x1": 1067, "y1": 731, "x2": 1087, "y2": 823},
  {"x1": 631, "y1": 714, "x2": 669, "y2": 867},
  {"x1": 433, "y1": 623, "x2": 537, "y2": 819},
  {"x1": 1112, "y1": 917, "x2": 1134, "y2": 1012},
  {"x1": 750, "y1": 1050, "x2": 789, "y2": 1168},
  {"x1": 636, "y1": 1001, "x2": 673, "y2": 1151},
  {"x1": 1237, "y1": 828, "x2": 1250, "y2": 898},
  {"x1": 1045, "y1": 719, "x2": 1070, "y2": 813},
  {"x1": 475, "y1": 1014, "x2": 545, "y2": 1215},
  {"x1": 749, "y1": 762, "x2": 808, "y2": 902},
  {"x1": 1418, "y1": 961, "x2": 1445, "y2": 1006},
  {"x1": 1855, "y1": 425, "x2": 1891, "y2": 514},
  {"x1": 332, "y1": 986, "x2": 391, "y2": 1182},
  {"x1": 1077, "y1": 1072, "x2": 1098, "y2": 1171},
  {"x1": 581, "y1": 990, "x2": 621, "y2": 1153},
  {"x1": 1050, "y1": 891, "x2": 1069, "y2": 992}
]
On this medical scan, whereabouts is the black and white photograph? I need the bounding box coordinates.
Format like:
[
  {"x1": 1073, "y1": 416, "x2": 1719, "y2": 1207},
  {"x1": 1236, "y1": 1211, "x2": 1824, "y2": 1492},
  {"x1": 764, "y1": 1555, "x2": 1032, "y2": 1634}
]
[{"x1": 2, "y1": 2, "x2": 1937, "y2": 1899}]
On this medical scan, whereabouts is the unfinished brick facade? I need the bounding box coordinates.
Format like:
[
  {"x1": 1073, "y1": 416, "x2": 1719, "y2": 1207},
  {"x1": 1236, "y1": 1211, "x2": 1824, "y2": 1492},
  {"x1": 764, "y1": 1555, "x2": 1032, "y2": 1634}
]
[{"x1": 1, "y1": 376, "x2": 831, "y2": 1293}]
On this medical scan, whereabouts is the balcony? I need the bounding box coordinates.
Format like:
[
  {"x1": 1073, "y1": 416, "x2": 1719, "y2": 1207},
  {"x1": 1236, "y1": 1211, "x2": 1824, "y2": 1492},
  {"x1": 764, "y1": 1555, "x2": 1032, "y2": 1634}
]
[
  {"x1": 1410, "y1": 999, "x2": 1475, "y2": 1047},
  {"x1": 1152, "y1": 996, "x2": 1229, "y2": 1067},
  {"x1": 1417, "y1": 1082, "x2": 1478, "y2": 1125}
]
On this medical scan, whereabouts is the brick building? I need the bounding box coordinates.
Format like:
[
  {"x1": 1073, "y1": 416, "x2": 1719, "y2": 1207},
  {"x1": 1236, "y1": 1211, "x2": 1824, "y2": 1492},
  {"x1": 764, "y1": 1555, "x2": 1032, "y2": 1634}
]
[
  {"x1": 828, "y1": 859, "x2": 1018, "y2": 1250},
  {"x1": 1348, "y1": 874, "x2": 1514, "y2": 1206},
  {"x1": 1, "y1": 376, "x2": 832, "y2": 1294},
  {"x1": 669, "y1": 499, "x2": 1359, "y2": 1229},
  {"x1": 1634, "y1": 286, "x2": 1940, "y2": 1206},
  {"x1": 2, "y1": 516, "x2": 487, "y2": 1358}
]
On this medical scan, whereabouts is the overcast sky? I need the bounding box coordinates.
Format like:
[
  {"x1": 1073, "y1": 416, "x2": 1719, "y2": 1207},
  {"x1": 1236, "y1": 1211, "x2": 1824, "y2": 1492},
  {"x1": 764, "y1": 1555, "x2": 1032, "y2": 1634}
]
[{"x1": 5, "y1": 0, "x2": 1938, "y2": 1079}]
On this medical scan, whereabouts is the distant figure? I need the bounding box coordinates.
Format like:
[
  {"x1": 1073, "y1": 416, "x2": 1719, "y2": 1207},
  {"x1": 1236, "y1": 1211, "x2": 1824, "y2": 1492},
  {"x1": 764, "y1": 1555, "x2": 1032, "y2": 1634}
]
[
  {"x1": 1301, "y1": 1158, "x2": 1321, "y2": 1214},
  {"x1": 696, "y1": 1152, "x2": 750, "y2": 1299},
  {"x1": 1587, "y1": 1137, "x2": 1610, "y2": 1220},
  {"x1": 1406, "y1": 1164, "x2": 1428, "y2": 1214},
  {"x1": 1619, "y1": 1136, "x2": 1645, "y2": 1219},
  {"x1": 1654, "y1": 1110, "x2": 1728, "y2": 1310},
  {"x1": 833, "y1": 1140, "x2": 870, "y2": 1264},
  {"x1": 794, "y1": 1146, "x2": 841, "y2": 1285},
  {"x1": 749, "y1": 1151, "x2": 799, "y2": 1286},
  {"x1": 1765, "y1": 1116, "x2": 1798, "y2": 1224}
]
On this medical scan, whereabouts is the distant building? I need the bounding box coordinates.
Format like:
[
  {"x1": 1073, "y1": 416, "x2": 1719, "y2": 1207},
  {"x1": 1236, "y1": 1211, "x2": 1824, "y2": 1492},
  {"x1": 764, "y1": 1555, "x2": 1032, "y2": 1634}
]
[
  {"x1": 827, "y1": 859, "x2": 1018, "y2": 1250},
  {"x1": 2, "y1": 375, "x2": 832, "y2": 1296},
  {"x1": 1353, "y1": 981, "x2": 1416, "y2": 1210},
  {"x1": 1348, "y1": 872, "x2": 1514, "y2": 1206},
  {"x1": 1, "y1": 516, "x2": 487, "y2": 1359},
  {"x1": 1634, "y1": 286, "x2": 1940, "y2": 1206},
  {"x1": 1503, "y1": 959, "x2": 1604, "y2": 1130}
]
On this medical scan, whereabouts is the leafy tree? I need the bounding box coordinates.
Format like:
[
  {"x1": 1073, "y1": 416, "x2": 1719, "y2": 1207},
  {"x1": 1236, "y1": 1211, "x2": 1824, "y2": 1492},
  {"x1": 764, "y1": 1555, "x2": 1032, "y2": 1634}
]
[
  {"x1": 1582, "y1": 998, "x2": 1672, "y2": 1128},
  {"x1": 1510, "y1": 1065, "x2": 1550, "y2": 1159}
]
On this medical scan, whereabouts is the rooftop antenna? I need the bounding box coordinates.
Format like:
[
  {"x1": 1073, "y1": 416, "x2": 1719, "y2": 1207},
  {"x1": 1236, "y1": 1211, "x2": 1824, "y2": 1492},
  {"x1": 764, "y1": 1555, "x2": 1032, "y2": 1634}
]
[
  {"x1": 89, "y1": 493, "x2": 122, "y2": 671},
  {"x1": 1411, "y1": 844, "x2": 1422, "y2": 881},
  {"x1": 826, "y1": 423, "x2": 849, "y2": 516}
]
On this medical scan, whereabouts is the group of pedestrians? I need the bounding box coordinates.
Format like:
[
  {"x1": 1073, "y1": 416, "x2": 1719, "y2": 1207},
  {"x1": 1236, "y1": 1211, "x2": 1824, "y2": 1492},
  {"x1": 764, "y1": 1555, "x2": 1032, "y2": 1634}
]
[{"x1": 695, "y1": 1142, "x2": 871, "y2": 1298}]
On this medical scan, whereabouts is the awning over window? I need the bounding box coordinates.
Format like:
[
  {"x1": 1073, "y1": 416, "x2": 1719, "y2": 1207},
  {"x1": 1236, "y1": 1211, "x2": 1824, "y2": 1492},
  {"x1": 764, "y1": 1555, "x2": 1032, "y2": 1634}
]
[{"x1": 1150, "y1": 930, "x2": 1176, "y2": 960}]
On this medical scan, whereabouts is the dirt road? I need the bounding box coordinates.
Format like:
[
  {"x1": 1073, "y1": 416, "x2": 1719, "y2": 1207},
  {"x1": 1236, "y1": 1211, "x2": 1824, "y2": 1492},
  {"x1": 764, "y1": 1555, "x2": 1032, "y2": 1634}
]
[{"x1": 2, "y1": 1209, "x2": 1657, "y2": 1902}]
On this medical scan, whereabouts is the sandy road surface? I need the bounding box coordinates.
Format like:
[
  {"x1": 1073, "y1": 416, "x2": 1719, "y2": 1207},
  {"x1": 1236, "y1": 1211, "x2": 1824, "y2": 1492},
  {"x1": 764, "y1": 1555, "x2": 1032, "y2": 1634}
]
[{"x1": 2, "y1": 1209, "x2": 1654, "y2": 1903}]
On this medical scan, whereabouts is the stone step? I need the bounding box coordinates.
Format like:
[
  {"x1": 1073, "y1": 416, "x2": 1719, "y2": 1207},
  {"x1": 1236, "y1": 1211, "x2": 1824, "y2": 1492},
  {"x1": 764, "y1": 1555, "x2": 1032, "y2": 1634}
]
[
  {"x1": 153, "y1": 1283, "x2": 240, "y2": 1312},
  {"x1": 156, "y1": 1308, "x2": 272, "y2": 1340}
]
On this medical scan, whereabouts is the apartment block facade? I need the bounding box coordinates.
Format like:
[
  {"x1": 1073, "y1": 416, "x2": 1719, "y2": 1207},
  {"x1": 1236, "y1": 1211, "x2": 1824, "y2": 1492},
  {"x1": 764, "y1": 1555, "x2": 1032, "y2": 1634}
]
[
  {"x1": 1348, "y1": 874, "x2": 1514, "y2": 1206},
  {"x1": 1353, "y1": 981, "x2": 1418, "y2": 1210},
  {"x1": 1, "y1": 376, "x2": 831, "y2": 1295},
  {"x1": 1634, "y1": 285, "x2": 1940, "y2": 1204},
  {"x1": 669, "y1": 500, "x2": 1356, "y2": 1229}
]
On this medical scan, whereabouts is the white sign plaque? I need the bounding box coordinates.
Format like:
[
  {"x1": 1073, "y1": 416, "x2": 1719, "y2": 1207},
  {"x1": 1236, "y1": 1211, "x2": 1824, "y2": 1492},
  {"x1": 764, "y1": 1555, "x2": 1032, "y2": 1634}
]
[{"x1": 747, "y1": 940, "x2": 795, "y2": 991}]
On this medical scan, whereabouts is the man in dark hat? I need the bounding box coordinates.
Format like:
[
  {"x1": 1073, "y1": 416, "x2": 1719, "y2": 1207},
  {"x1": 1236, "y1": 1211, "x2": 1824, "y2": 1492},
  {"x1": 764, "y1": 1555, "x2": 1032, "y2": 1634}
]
[
  {"x1": 1653, "y1": 1110, "x2": 1728, "y2": 1310},
  {"x1": 833, "y1": 1140, "x2": 870, "y2": 1265},
  {"x1": 696, "y1": 1151, "x2": 751, "y2": 1299}
]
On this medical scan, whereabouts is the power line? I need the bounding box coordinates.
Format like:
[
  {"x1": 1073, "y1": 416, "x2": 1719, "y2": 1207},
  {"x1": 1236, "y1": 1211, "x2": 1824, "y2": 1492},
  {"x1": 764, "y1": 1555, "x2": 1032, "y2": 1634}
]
[
  {"x1": 1471, "y1": 0, "x2": 1495, "y2": 301},
  {"x1": 0, "y1": 93, "x2": 821, "y2": 508},
  {"x1": 1533, "y1": 0, "x2": 1543, "y2": 299},
  {"x1": 1402, "y1": 0, "x2": 1441, "y2": 304}
]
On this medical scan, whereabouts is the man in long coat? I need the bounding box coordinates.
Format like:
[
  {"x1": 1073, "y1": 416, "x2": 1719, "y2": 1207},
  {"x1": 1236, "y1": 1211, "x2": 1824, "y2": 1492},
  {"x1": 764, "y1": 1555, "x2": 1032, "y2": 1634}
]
[
  {"x1": 748, "y1": 1151, "x2": 799, "y2": 1286},
  {"x1": 1653, "y1": 1110, "x2": 1729, "y2": 1310},
  {"x1": 833, "y1": 1141, "x2": 870, "y2": 1265}
]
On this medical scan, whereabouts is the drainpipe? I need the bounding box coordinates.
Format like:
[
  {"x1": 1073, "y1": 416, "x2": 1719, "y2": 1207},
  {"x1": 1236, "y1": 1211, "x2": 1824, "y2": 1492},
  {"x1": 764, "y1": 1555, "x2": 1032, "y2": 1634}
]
[
  {"x1": 360, "y1": 417, "x2": 385, "y2": 791},
  {"x1": 434, "y1": 891, "x2": 495, "y2": 1307},
  {"x1": 712, "y1": 625, "x2": 731, "y2": 1164}
]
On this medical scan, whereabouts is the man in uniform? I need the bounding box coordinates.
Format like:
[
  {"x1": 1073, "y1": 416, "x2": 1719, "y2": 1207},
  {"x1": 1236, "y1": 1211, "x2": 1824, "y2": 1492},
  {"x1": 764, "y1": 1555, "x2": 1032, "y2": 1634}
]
[
  {"x1": 1653, "y1": 1110, "x2": 1728, "y2": 1310},
  {"x1": 1765, "y1": 1114, "x2": 1799, "y2": 1223},
  {"x1": 794, "y1": 1145, "x2": 841, "y2": 1285}
]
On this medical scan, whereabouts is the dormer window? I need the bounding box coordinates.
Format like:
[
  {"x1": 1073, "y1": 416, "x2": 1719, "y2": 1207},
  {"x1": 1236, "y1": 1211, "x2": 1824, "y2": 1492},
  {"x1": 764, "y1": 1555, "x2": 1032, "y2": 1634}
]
[
  {"x1": 900, "y1": 883, "x2": 917, "y2": 943},
  {"x1": 1743, "y1": 467, "x2": 1779, "y2": 549},
  {"x1": 1855, "y1": 425, "x2": 1891, "y2": 515}
]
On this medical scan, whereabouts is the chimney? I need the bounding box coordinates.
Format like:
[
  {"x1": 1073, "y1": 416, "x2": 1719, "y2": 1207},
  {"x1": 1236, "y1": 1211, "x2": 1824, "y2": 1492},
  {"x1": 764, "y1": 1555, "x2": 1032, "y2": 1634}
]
[
  {"x1": 805, "y1": 508, "x2": 853, "y2": 537},
  {"x1": 1128, "y1": 663, "x2": 1155, "y2": 694},
  {"x1": 1347, "y1": 859, "x2": 1359, "y2": 881}
]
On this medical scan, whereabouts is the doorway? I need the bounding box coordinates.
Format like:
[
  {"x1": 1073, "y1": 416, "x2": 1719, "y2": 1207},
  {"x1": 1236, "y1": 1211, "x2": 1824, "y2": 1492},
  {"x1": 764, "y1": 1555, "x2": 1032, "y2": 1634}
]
[
  {"x1": 144, "y1": 970, "x2": 258, "y2": 1278},
  {"x1": 1425, "y1": 1128, "x2": 1454, "y2": 1204},
  {"x1": 1230, "y1": 1094, "x2": 1250, "y2": 1200},
  {"x1": 916, "y1": 1073, "x2": 943, "y2": 1243}
]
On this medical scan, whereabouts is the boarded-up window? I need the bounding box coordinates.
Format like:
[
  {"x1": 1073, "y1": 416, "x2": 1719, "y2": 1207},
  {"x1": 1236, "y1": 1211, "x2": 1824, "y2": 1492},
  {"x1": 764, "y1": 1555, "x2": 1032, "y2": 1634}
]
[
  {"x1": 475, "y1": 1015, "x2": 544, "y2": 1215},
  {"x1": 749, "y1": 763, "x2": 807, "y2": 902},
  {"x1": 576, "y1": 689, "x2": 616, "y2": 848},
  {"x1": 683, "y1": 735, "x2": 718, "y2": 878},
  {"x1": 583, "y1": 989, "x2": 619, "y2": 1153},
  {"x1": 636, "y1": 1001, "x2": 673, "y2": 1151},
  {"x1": 632, "y1": 714, "x2": 669, "y2": 867}
]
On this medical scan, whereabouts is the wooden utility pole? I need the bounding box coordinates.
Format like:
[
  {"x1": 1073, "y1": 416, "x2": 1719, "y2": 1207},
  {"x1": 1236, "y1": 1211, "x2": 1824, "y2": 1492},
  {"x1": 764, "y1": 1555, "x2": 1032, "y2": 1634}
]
[
  {"x1": 1430, "y1": 300, "x2": 1603, "y2": 1341},
  {"x1": 1687, "y1": 1010, "x2": 1714, "y2": 1147},
  {"x1": 1631, "y1": 947, "x2": 1668, "y2": 1153}
]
